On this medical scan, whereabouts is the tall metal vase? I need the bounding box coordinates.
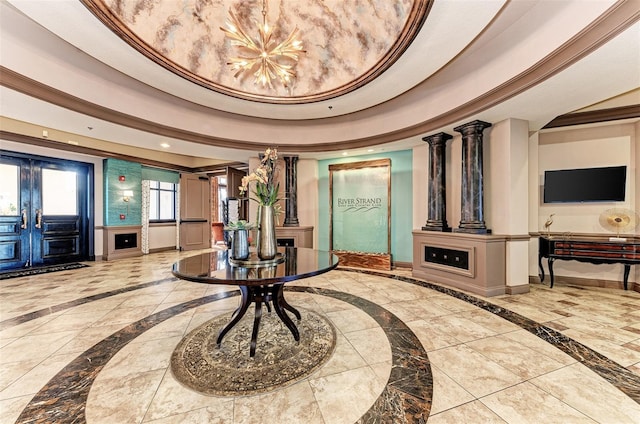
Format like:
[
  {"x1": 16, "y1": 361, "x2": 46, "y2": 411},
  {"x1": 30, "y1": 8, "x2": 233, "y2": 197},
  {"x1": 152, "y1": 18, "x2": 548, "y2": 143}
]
[{"x1": 256, "y1": 204, "x2": 277, "y2": 260}]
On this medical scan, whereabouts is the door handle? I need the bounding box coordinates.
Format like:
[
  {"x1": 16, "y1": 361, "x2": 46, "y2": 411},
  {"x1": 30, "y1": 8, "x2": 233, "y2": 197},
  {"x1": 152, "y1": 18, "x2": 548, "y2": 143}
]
[
  {"x1": 20, "y1": 209, "x2": 27, "y2": 229},
  {"x1": 35, "y1": 209, "x2": 42, "y2": 229}
]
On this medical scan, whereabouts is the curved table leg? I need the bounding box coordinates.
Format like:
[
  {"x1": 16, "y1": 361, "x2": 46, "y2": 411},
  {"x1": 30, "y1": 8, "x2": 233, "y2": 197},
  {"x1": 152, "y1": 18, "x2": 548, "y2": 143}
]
[
  {"x1": 623, "y1": 265, "x2": 630, "y2": 290},
  {"x1": 272, "y1": 284, "x2": 300, "y2": 342},
  {"x1": 548, "y1": 258, "x2": 555, "y2": 288},
  {"x1": 538, "y1": 254, "x2": 545, "y2": 282},
  {"x1": 280, "y1": 292, "x2": 301, "y2": 320},
  {"x1": 250, "y1": 300, "x2": 263, "y2": 357},
  {"x1": 216, "y1": 286, "x2": 251, "y2": 346}
]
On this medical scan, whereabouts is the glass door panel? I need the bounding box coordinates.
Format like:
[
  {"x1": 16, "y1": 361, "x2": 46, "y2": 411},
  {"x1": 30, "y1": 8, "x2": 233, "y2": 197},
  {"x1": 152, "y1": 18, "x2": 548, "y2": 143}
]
[
  {"x1": 42, "y1": 169, "x2": 78, "y2": 215},
  {"x1": 0, "y1": 163, "x2": 19, "y2": 216}
]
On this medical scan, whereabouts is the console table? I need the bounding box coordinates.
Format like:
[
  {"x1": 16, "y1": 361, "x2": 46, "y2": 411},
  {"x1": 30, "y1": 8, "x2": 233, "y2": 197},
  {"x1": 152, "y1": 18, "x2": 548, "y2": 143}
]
[{"x1": 539, "y1": 236, "x2": 640, "y2": 290}]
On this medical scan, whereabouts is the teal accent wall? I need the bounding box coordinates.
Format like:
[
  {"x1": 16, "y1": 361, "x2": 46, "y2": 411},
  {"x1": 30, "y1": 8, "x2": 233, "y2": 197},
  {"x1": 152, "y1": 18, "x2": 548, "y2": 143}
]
[
  {"x1": 103, "y1": 159, "x2": 142, "y2": 226},
  {"x1": 318, "y1": 150, "x2": 413, "y2": 262},
  {"x1": 142, "y1": 166, "x2": 179, "y2": 184}
]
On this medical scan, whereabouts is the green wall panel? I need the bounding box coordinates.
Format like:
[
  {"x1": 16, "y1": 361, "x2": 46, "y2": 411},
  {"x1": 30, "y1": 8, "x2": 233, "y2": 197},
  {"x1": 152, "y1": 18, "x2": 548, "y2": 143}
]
[
  {"x1": 103, "y1": 159, "x2": 142, "y2": 226},
  {"x1": 318, "y1": 150, "x2": 413, "y2": 263},
  {"x1": 141, "y1": 166, "x2": 179, "y2": 184}
]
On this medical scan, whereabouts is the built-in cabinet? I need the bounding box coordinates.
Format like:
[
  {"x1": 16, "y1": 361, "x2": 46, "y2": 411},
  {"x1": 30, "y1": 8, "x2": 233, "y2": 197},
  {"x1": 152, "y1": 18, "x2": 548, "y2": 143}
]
[
  {"x1": 276, "y1": 226, "x2": 314, "y2": 248},
  {"x1": 103, "y1": 226, "x2": 142, "y2": 260},
  {"x1": 413, "y1": 231, "x2": 507, "y2": 296}
]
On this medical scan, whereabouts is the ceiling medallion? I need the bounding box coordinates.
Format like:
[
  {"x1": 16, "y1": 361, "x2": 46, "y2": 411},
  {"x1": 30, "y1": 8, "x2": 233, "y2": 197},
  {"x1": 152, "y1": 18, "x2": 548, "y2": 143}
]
[{"x1": 220, "y1": 0, "x2": 305, "y2": 89}]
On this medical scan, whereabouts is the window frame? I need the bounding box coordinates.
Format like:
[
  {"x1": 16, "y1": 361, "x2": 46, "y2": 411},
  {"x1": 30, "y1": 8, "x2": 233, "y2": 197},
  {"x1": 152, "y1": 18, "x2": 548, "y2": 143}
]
[{"x1": 149, "y1": 180, "x2": 177, "y2": 223}]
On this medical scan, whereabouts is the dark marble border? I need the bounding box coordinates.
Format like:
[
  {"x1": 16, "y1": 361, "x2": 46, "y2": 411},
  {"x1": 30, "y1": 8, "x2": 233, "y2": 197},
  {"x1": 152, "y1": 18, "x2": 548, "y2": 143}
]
[
  {"x1": 0, "y1": 277, "x2": 177, "y2": 331},
  {"x1": 0, "y1": 263, "x2": 89, "y2": 280},
  {"x1": 341, "y1": 268, "x2": 640, "y2": 405},
  {"x1": 16, "y1": 285, "x2": 431, "y2": 424}
]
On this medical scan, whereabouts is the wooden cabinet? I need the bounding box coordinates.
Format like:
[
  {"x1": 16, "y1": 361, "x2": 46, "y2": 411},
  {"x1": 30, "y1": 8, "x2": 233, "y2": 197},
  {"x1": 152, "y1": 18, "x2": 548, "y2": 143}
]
[
  {"x1": 275, "y1": 226, "x2": 313, "y2": 248},
  {"x1": 539, "y1": 237, "x2": 639, "y2": 289},
  {"x1": 103, "y1": 226, "x2": 142, "y2": 260}
]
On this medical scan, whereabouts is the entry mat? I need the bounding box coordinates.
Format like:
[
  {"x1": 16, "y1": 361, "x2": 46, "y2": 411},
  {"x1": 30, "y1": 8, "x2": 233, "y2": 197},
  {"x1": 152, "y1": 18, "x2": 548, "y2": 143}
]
[{"x1": 0, "y1": 263, "x2": 89, "y2": 280}]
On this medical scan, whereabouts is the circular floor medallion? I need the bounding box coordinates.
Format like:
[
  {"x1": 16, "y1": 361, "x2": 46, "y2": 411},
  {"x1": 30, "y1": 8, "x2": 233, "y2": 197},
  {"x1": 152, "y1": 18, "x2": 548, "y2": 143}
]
[{"x1": 171, "y1": 307, "x2": 336, "y2": 396}]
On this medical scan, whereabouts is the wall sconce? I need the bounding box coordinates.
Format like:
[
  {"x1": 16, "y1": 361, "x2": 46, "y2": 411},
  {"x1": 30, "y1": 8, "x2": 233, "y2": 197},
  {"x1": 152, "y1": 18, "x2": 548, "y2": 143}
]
[{"x1": 123, "y1": 190, "x2": 133, "y2": 215}]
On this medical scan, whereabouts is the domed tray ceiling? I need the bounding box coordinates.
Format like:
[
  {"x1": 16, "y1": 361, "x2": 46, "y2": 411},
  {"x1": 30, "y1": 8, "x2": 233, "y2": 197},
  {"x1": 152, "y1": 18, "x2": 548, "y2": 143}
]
[{"x1": 82, "y1": 0, "x2": 431, "y2": 103}]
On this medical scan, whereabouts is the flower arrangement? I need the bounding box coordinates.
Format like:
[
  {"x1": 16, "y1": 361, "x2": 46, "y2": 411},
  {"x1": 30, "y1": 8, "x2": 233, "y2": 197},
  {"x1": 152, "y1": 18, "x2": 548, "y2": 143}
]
[{"x1": 239, "y1": 147, "x2": 281, "y2": 206}]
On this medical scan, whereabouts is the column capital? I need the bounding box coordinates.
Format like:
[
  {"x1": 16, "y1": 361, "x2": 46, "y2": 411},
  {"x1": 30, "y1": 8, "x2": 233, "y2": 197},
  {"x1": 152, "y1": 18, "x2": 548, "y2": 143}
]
[
  {"x1": 422, "y1": 132, "x2": 453, "y2": 146},
  {"x1": 453, "y1": 120, "x2": 492, "y2": 136}
]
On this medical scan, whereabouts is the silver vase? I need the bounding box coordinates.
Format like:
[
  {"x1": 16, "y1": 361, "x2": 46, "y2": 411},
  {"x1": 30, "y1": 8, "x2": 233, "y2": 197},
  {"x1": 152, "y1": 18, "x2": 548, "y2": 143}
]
[
  {"x1": 256, "y1": 205, "x2": 277, "y2": 260},
  {"x1": 230, "y1": 229, "x2": 249, "y2": 260}
]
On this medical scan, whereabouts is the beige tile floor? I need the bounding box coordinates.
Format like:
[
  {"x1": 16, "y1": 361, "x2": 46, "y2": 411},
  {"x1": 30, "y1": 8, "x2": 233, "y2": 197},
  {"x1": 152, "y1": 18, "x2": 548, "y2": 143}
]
[{"x1": 0, "y1": 249, "x2": 639, "y2": 423}]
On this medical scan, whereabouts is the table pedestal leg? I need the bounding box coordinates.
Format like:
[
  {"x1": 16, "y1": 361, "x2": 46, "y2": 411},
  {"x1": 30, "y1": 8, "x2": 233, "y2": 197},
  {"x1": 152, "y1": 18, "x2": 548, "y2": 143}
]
[
  {"x1": 272, "y1": 284, "x2": 300, "y2": 342},
  {"x1": 216, "y1": 286, "x2": 251, "y2": 346},
  {"x1": 217, "y1": 284, "x2": 301, "y2": 357}
]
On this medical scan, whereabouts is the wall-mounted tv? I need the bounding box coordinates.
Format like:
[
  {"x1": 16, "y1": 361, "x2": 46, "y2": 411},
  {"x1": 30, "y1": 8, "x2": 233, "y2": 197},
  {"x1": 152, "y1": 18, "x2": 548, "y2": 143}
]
[{"x1": 543, "y1": 166, "x2": 626, "y2": 203}]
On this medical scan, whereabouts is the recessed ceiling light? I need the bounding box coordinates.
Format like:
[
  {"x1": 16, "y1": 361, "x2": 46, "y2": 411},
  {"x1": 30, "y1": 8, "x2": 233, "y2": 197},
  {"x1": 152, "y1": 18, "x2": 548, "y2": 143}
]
[
  {"x1": 367, "y1": 149, "x2": 374, "y2": 152},
  {"x1": 342, "y1": 152, "x2": 348, "y2": 156},
  {"x1": 160, "y1": 143, "x2": 171, "y2": 149}
]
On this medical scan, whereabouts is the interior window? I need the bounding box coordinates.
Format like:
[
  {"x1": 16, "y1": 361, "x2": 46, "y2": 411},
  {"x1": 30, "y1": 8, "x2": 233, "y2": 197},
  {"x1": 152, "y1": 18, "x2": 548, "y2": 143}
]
[{"x1": 149, "y1": 180, "x2": 176, "y2": 222}]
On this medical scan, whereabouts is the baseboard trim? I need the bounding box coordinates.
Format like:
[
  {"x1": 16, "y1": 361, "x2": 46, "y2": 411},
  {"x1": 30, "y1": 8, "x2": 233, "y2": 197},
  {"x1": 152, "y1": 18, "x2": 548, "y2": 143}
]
[
  {"x1": 506, "y1": 284, "x2": 530, "y2": 295},
  {"x1": 148, "y1": 247, "x2": 178, "y2": 254},
  {"x1": 392, "y1": 261, "x2": 412, "y2": 269},
  {"x1": 530, "y1": 275, "x2": 639, "y2": 293}
]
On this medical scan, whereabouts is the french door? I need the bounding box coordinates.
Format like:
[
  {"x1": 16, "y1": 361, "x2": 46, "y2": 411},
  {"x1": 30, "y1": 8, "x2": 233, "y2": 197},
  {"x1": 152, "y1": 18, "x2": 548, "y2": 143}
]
[{"x1": 0, "y1": 152, "x2": 93, "y2": 271}]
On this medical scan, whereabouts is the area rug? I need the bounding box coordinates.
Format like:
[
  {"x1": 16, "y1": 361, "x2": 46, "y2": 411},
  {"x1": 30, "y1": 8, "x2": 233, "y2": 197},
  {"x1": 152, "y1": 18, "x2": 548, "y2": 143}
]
[
  {"x1": 171, "y1": 307, "x2": 336, "y2": 396},
  {"x1": 0, "y1": 263, "x2": 89, "y2": 280}
]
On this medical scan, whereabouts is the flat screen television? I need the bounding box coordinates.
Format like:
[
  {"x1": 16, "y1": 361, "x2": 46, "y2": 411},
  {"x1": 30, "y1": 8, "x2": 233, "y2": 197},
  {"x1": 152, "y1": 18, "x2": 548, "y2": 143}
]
[{"x1": 543, "y1": 166, "x2": 626, "y2": 203}]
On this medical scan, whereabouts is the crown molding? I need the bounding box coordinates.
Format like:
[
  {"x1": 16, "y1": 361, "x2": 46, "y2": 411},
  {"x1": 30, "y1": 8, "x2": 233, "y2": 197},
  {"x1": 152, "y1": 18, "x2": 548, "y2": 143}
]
[{"x1": 543, "y1": 104, "x2": 640, "y2": 129}]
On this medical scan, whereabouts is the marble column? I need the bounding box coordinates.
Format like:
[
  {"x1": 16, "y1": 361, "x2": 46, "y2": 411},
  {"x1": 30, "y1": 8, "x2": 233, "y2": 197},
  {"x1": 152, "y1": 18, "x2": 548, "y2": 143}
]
[
  {"x1": 454, "y1": 120, "x2": 492, "y2": 234},
  {"x1": 283, "y1": 155, "x2": 299, "y2": 227},
  {"x1": 422, "y1": 132, "x2": 452, "y2": 232}
]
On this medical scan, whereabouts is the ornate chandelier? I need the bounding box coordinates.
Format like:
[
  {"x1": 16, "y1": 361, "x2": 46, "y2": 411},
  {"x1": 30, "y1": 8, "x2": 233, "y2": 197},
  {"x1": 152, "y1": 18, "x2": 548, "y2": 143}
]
[{"x1": 220, "y1": 0, "x2": 304, "y2": 89}]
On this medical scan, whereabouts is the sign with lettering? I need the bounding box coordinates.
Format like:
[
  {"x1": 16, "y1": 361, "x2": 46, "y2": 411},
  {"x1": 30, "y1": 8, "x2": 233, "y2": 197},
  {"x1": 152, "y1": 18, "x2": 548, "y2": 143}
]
[{"x1": 329, "y1": 159, "x2": 390, "y2": 254}]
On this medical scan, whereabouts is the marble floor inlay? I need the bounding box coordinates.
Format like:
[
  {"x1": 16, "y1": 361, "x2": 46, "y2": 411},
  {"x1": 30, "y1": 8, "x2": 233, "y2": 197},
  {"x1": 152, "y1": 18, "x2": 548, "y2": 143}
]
[{"x1": 1, "y1": 249, "x2": 639, "y2": 423}]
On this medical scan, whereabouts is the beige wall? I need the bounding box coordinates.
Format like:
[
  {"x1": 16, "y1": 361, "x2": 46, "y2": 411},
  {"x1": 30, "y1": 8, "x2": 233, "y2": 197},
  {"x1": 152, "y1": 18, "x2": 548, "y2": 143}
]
[
  {"x1": 148, "y1": 225, "x2": 177, "y2": 251},
  {"x1": 412, "y1": 119, "x2": 638, "y2": 288},
  {"x1": 534, "y1": 122, "x2": 638, "y2": 283}
]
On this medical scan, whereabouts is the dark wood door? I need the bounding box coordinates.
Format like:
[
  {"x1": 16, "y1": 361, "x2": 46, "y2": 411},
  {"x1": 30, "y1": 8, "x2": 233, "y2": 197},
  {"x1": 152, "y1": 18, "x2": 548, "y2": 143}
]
[{"x1": 0, "y1": 153, "x2": 92, "y2": 271}]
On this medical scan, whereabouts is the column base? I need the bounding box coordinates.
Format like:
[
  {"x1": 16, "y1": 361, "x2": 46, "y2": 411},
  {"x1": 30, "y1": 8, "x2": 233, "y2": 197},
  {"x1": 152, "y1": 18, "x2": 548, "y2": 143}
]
[
  {"x1": 454, "y1": 227, "x2": 492, "y2": 234},
  {"x1": 421, "y1": 225, "x2": 452, "y2": 232}
]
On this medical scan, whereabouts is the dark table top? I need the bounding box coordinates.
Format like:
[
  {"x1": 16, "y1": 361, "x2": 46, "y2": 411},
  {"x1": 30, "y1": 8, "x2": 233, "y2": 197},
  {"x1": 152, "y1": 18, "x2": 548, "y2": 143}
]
[{"x1": 172, "y1": 247, "x2": 339, "y2": 286}]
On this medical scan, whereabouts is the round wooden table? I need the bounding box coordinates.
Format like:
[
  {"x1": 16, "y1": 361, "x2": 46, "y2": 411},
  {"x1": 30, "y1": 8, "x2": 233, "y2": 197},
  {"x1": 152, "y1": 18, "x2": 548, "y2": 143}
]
[{"x1": 172, "y1": 247, "x2": 339, "y2": 356}]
